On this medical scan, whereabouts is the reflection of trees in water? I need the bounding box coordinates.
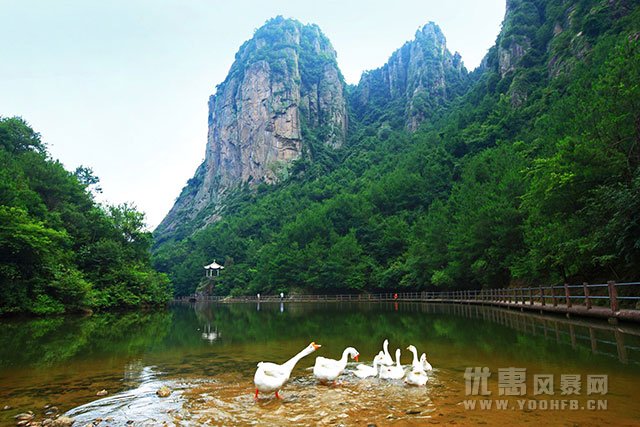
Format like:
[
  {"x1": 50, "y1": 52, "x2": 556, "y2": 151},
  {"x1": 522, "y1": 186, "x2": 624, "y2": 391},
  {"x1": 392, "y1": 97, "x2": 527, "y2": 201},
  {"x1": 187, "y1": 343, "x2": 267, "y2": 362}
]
[
  {"x1": 5, "y1": 302, "x2": 636, "y2": 372},
  {"x1": 430, "y1": 303, "x2": 640, "y2": 366},
  {"x1": 124, "y1": 359, "x2": 145, "y2": 381},
  {"x1": 0, "y1": 311, "x2": 173, "y2": 368},
  {"x1": 182, "y1": 301, "x2": 640, "y2": 369}
]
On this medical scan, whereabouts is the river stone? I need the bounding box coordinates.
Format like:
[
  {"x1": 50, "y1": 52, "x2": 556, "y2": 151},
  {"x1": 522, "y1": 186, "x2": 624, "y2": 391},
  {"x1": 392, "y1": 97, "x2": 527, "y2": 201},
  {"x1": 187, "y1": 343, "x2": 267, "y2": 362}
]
[
  {"x1": 15, "y1": 413, "x2": 34, "y2": 421},
  {"x1": 156, "y1": 386, "x2": 171, "y2": 397},
  {"x1": 96, "y1": 389, "x2": 108, "y2": 396},
  {"x1": 52, "y1": 416, "x2": 75, "y2": 426},
  {"x1": 44, "y1": 406, "x2": 59, "y2": 416}
]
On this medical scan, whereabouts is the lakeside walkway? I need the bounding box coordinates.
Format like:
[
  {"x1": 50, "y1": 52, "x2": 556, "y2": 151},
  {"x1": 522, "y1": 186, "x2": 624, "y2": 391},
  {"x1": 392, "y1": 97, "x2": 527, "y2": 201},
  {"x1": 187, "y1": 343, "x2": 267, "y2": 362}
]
[{"x1": 176, "y1": 281, "x2": 640, "y2": 323}]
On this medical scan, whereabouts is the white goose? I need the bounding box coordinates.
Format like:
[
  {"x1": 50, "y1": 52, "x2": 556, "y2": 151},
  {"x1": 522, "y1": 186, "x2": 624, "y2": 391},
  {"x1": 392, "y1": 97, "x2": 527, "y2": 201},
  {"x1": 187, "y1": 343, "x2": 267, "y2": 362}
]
[
  {"x1": 405, "y1": 345, "x2": 428, "y2": 386},
  {"x1": 254, "y1": 342, "x2": 321, "y2": 399},
  {"x1": 353, "y1": 352, "x2": 384, "y2": 379},
  {"x1": 379, "y1": 348, "x2": 404, "y2": 380},
  {"x1": 421, "y1": 353, "x2": 433, "y2": 371},
  {"x1": 379, "y1": 339, "x2": 394, "y2": 366},
  {"x1": 406, "y1": 345, "x2": 422, "y2": 370},
  {"x1": 313, "y1": 347, "x2": 359, "y2": 383},
  {"x1": 405, "y1": 366, "x2": 428, "y2": 386}
]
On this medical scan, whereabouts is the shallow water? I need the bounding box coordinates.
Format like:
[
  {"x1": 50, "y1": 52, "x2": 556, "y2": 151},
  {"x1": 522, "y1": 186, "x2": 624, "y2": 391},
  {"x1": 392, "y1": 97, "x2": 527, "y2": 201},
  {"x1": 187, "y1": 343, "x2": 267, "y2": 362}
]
[{"x1": 1, "y1": 302, "x2": 639, "y2": 426}]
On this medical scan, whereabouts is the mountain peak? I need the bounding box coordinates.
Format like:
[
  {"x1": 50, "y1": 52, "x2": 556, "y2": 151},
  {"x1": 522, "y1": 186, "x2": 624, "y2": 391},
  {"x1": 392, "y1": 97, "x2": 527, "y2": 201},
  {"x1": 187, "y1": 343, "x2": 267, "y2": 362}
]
[
  {"x1": 155, "y1": 17, "x2": 348, "y2": 240},
  {"x1": 353, "y1": 21, "x2": 469, "y2": 130},
  {"x1": 156, "y1": 18, "x2": 471, "y2": 241},
  {"x1": 415, "y1": 21, "x2": 445, "y2": 41}
]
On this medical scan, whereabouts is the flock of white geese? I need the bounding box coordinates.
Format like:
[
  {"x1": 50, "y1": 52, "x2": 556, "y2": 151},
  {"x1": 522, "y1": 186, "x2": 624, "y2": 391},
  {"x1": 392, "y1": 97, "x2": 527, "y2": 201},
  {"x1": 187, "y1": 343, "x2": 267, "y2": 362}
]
[{"x1": 254, "y1": 339, "x2": 433, "y2": 399}]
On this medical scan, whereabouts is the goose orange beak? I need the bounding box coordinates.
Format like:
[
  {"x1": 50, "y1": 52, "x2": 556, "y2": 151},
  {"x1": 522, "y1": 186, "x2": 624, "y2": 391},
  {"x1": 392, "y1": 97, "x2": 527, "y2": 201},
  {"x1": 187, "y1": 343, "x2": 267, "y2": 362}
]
[
  {"x1": 354, "y1": 354, "x2": 359, "y2": 362},
  {"x1": 312, "y1": 342, "x2": 322, "y2": 350}
]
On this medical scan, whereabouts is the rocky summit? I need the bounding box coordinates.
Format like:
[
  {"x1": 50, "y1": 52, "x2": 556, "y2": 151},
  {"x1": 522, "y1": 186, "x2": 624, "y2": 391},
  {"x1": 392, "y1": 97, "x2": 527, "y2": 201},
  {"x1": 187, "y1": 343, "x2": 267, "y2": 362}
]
[
  {"x1": 351, "y1": 22, "x2": 468, "y2": 130},
  {"x1": 156, "y1": 17, "x2": 348, "y2": 241},
  {"x1": 156, "y1": 18, "x2": 466, "y2": 242}
]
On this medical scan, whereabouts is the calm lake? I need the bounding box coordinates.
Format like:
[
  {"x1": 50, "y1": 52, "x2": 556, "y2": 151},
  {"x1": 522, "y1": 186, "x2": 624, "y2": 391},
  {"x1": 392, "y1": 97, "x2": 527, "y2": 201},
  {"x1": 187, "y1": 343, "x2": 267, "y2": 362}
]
[{"x1": 1, "y1": 302, "x2": 639, "y2": 426}]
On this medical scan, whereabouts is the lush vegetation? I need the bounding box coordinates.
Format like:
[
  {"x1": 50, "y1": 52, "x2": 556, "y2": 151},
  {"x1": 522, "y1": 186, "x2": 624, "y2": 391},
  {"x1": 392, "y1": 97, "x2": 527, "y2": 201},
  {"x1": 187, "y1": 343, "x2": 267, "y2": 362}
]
[
  {"x1": 153, "y1": 1, "x2": 640, "y2": 297},
  {"x1": 0, "y1": 117, "x2": 172, "y2": 315},
  {"x1": 0, "y1": 302, "x2": 614, "y2": 370}
]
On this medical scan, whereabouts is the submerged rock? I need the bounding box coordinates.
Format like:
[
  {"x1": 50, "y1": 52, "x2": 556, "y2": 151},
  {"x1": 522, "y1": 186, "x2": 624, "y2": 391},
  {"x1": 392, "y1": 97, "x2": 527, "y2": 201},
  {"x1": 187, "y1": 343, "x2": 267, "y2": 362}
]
[
  {"x1": 44, "y1": 406, "x2": 59, "y2": 416},
  {"x1": 51, "y1": 416, "x2": 75, "y2": 426},
  {"x1": 156, "y1": 386, "x2": 172, "y2": 398},
  {"x1": 15, "y1": 413, "x2": 34, "y2": 421}
]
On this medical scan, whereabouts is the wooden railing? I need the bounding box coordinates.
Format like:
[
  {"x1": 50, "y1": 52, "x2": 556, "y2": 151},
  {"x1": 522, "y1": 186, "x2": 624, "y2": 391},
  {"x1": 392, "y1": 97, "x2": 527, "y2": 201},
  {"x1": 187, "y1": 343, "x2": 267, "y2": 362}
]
[
  {"x1": 420, "y1": 303, "x2": 640, "y2": 364},
  {"x1": 175, "y1": 281, "x2": 640, "y2": 322}
]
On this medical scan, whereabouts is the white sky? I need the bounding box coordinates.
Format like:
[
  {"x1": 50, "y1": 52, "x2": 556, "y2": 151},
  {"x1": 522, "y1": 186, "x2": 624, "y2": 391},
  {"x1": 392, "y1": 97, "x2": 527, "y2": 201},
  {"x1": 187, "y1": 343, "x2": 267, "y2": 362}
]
[{"x1": 0, "y1": 0, "x2": 505, "y2": 229}]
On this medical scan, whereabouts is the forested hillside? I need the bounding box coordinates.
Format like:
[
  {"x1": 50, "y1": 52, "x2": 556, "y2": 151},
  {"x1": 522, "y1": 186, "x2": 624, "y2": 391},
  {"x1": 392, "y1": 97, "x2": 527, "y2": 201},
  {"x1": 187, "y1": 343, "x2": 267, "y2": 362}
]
[
  {"x1": 154, "y1": 0, "x2": 640, "y2": 297},
  {"x1": 0, "y1": 118, "x2": 172, "y2": 315}
]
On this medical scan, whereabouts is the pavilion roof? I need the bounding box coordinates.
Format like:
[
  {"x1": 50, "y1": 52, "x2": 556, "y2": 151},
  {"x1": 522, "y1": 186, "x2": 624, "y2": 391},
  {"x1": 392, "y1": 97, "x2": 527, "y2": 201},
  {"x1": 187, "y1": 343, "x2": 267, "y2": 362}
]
[{"x1": 204, "y1": 260, "x2": 224, "y2": 270}]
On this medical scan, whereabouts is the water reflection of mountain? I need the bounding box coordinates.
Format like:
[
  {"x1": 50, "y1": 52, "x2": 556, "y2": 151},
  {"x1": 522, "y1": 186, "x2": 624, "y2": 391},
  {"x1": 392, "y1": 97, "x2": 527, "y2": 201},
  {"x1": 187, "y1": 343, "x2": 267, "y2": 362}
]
[
  {"x1": 2, "y1": 301, "x2": 638, "y2": 372},
  {"x1": 177, "y1": 301, "x2": 640, "y2": 369}
]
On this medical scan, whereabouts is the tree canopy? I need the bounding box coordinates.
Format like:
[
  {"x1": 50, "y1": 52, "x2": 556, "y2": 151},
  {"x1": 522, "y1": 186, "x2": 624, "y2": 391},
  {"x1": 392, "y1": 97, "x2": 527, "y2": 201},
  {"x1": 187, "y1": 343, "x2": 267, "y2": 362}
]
[{"x1": 0, "y1": 117, "x2": 172, "y2": 315}]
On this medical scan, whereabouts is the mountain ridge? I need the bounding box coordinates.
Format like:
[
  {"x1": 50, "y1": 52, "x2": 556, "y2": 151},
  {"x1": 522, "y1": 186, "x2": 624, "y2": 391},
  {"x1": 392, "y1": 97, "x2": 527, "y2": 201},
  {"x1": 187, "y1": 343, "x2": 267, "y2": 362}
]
[
  {"x1": 155, "y1": 16, "x2": 468, "y2": 243},
  {"x1": 153, "y1": 1, "x2": 640, "y2": 297}
]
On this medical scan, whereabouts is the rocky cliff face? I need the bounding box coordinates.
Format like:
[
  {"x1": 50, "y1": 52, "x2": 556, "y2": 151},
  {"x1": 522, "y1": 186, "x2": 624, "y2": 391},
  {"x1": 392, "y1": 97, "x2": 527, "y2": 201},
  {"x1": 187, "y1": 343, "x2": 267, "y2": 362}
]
[
  {"x1": 488, "y1": 0, "x2": 633, "y2": 107},
  {"x1": 497, "y1": 0, "x2": 538, "y2": 78},
  {"x1": 352, "y1": 22, "x2": 468, "y2": 131},
  {"x1": 157, "y1": 20, "x2": 475, "y2": 242},
  {"x1": 156, "y1": 17, "x2": 347, "y2": 240}
]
